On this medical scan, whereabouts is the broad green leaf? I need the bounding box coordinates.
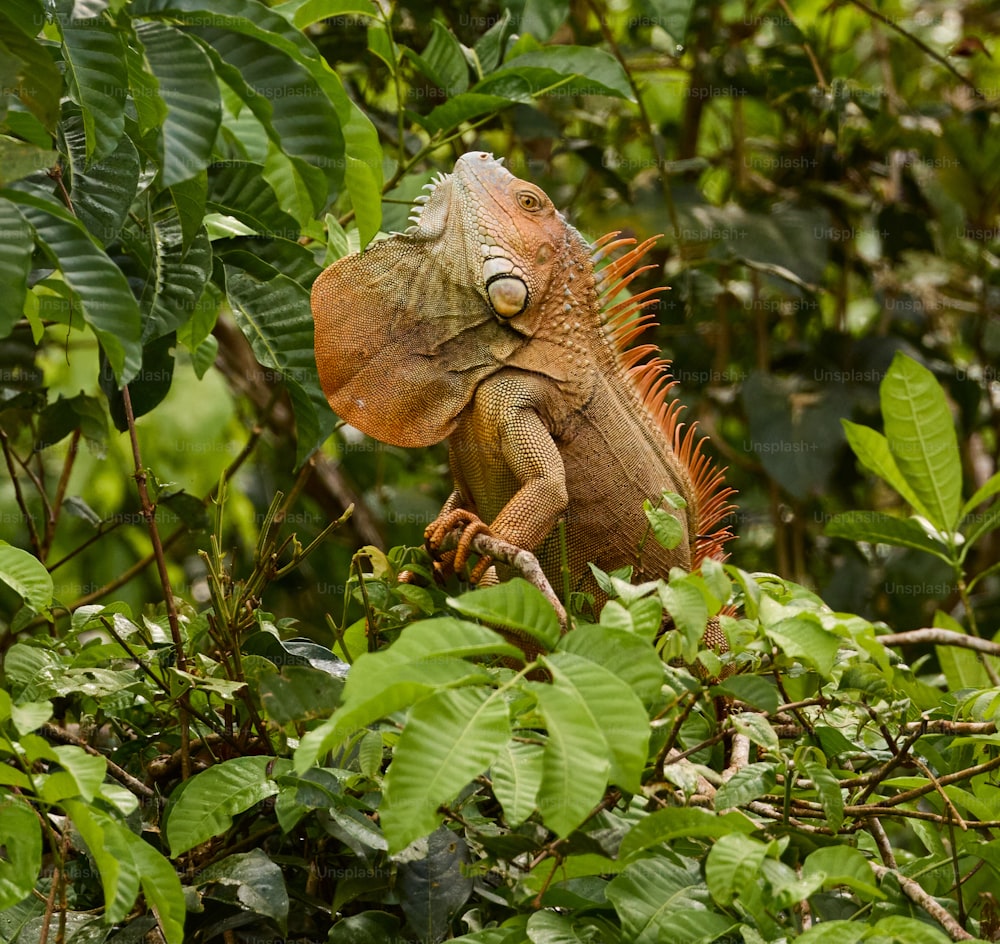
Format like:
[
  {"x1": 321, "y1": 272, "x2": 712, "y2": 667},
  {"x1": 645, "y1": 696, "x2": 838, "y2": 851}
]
[
  {"x1": 643, "y1": 500, "x2": 684, "y2": 551},
  {"x1": 224, "y1": 265, "x2": 334, "y2": 461},
  {"x1": 557, "y1": 624, "x2": 664, "y2": 704},
  {"x1": 448, "y1": 579, "x2": 562, "y2": 651},
  {"x1": 0, "y1": 798, "x2": 42, "y2": 910},
  {"x1": 286, "y1": 0, "x2": 379, "y2": 28},
  {"x1": 207, "y1": 161, "x2": 301, "y2": 237},
  {"x1": 794, "y1": 922, "x2": 864, "y2": 944},
  {"x1": 135, "y1": 20, "x2": 222, "y2": 186},
  {"x1": 57, "y1": 13, "x2": 127, "y2": 160},
  {"x1": 405, "y1": 21, "x2": 469, "y2": 96},
  {"x1": 766, "y1": 614, "x2": 839, "y2": 676},
  {"x1": 167, "y1": 756, "x2": 283, "y2": 855},
  {"x1": 64, "y1": 801, "x2": 133, "y2": 924},
  {"x1": 474, "y1": 9, "x2": 515, "y2": 74},
  {"x1": 881, "y1": 352, "x2": 962, "y2": 531},
  {"x1": 961, "y1": 469, "x2": 1000, "y2": 518},
  {"x1": 714, "y1": 762, "x2": 777, "y2": 810},
  {"x1": 382, "y1": 687, "x2": 510, "y2": 851},
  {"x1": 295, "y1": 679, "x2": 453, "y2": 771},
  {"x1": 105, "y1": 816, "x2": 186, "y2": 943},
  {"x1": 645, "y1": 0, "x2": 695, "y2": 46},
  {"x1": 659, "y1": 575, "x2": 709, "y2": 658},
  {"x1": 934, "y1": 610, "x2": 996, "y2": 690},
  {"x1": 841, "y1": 419, "x2": 925, "y2": 514},
  {"x1": 598, "y1": 595, "x2": 663, "y2": 638},
  {"x1": 0, "y1": 542, "x2": 53, "y2": 611},
  {"x1": 6, "y1": 189, "x2": 142, "y2": 382},
  {"x1": 532, "y1": 682, "x2": 609, "y2": 837},
  {"x1": 492, "y1": 740, "x2": 543, "y2": 827},
  {"x1": 606, "y1": 858, "x2": 733, "y2": 944},
  {"x1": 618, "y1": 806, "x2": 757, "y2": 860},
  {"x1": 803, "y1": 762, "x2": 844, "y2": 833},
  {"x1": 0, "y1": 197, "x2": 32, "y2": 336},
  {"x1": 824, "y1": 510, "x2": 951, "y2": 560},
  {"x1": 870, "y1": 916, "x2": 951, "y2": 944},
  {"x1": 198, "y1": 850, "x2": 288, "y2": 933},
  {"x1": 705, "y1": 833, "x2": 768, "y2": 905},
  {"x1": 10, "y1": 700, "x2": 53, "y2": 736},
  {"x1": 545, "y1": 652, "x2": 650, "y2": 793},
  {"x1": 0, "y1": 12, "x2": 62, "y2": 132},
  {"x1": 802, "y1": 846, "x2": 883, "y2": 900},
  {"x1": 62, "y1": 114, "x2": 140, "y2": 247},
  {"x1": 39, "y1": 745, "x2": 107, "y2": 803},
  {"x1": 731, "y1": 711, "x2": 780, "y2": 754},
  {"x1": 477, "y1": 46, "x2": 632, "y2": 100},
  {"x1": 419, "y1": 92, "x2": 517, "y2": 134},
  {"x1": 712, "y1": 675, "x2": 779, "y2": 714}
]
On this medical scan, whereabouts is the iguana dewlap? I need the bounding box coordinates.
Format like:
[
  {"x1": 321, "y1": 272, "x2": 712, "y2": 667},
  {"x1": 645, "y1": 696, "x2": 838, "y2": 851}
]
[{"x1": 311, "y1": 152, "x2": 734, "y2": 614}]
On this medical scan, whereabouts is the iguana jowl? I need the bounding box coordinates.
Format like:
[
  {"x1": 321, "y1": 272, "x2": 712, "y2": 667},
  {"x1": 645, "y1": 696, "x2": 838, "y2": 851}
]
[{"x1": 312, "y1": 151, "x2": 734, "y2": 622}]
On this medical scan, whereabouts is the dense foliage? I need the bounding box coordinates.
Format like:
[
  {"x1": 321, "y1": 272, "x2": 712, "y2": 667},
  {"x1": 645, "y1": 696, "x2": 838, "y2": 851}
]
[{"x1": 1, "y1": 0, "x2": 999, "y2": 941}]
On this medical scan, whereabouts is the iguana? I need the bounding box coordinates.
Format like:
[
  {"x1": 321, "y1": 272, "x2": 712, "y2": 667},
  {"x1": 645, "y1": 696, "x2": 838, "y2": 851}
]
[{"x1": 311, "y1": 151, "x2": 734, "y2": 643}]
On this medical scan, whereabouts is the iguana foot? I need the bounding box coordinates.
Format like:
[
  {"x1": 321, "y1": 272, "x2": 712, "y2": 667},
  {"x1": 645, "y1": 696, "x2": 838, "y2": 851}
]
[{"x1": 425, "y1": 509, "x2": 494, "y2": 582}]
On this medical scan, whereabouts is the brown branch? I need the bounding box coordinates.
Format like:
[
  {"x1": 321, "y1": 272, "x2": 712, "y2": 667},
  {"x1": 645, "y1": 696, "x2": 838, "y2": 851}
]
[
  {"x1": 435, "y1": 530, "x2": 568, "y2": 630},
  {"x1": 40, "y1": 723, "x2": 154, "y2": 800},
  {"x1": 880, "y1": 628, "x2": 1000, "y2": 657},
  {"x1": 870, "y1": 862, "x2": 974, "y2": 941},
  {"x1": 0, "y1": 427, "x2": 42, "y2": 556}
]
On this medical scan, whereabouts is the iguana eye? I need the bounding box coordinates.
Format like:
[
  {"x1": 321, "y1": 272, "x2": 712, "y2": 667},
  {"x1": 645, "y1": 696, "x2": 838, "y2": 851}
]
[{"x1": 517, "y1": 191, "x2": 542, "y2": 212}]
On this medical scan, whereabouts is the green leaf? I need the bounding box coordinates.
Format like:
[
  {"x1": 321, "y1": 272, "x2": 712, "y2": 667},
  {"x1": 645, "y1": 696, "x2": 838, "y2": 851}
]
[
  {"x1": 606, "y1": 858, "x2": 734, "y2": 944},
  {"x1": 870, "y1": 916, "x2": 951, "y2": 944},
  {"x1": 474, "y1": 9, "x2": 515, "y2": 74},
  {"x1": 287, "y1": 0, "x2": 380, "y2": 28},
  {"x1": 10, "y1": 699, "x2": 53, "y2": 736},
  {"x1": 475, "y1": 46, "x2": 633, "y2": 101},
  {"x1": 405, "y1": 21, "x2": 469, "y2": 95},
  {"x1": 766, "y1": 614, "x2": 839, "y2": 677},
  {"x1": 0, "y1": 12, "x2": 62, "y2": 133},
  {"x1": 803, "y1": 762, "x2": 845, "y2": 833},
  {"x1": 492, "y1": 740, "x2": 543, "y2": 827},
  {"x1": 418, "y1": 92, "x2": 517, "y2": 134},
  {"x1": 57, "y1": 13, "x2": 127, "y2": 160},
  {"x1": 135, "y1": 20, "x2": 222, "y2": 186},
  {"x1": 224, "y1": 265, "x2": 334, "y2": 462},
  {"x1": 39, "y1": 745, "x2": 107, "y2": 803},
  {"x1": 208, "y1": 161, "x2": 301, "y2": 238},
  {"x1": 714, "y1": 762, "x2": 776, "y2": 809},
  {"x1": 0, "y1": 798, "x2": 42, "y2": 910},
  {"x1": 532, "y1": 682, "x2": 609, "y2": 837},
  {"x1": 167, "y1": 756, "x2": 282, "y2": 855},
  {"x1": 0, "y1": 542, "x2": 53, "y2": 611},
  {"x1": 6, "y1": 189, "x2": 142, "y2": 383},
  {"x1": 802, "y1": 846, "x2": 883, "y2": 900},
  {"x1": 794, "y1": 922, "x2": 865, "y2": 944},
  {"x1": 705, "y1": 833, "x2": 768, "y2": 905},
  {"x1": 619, "y1": 807, "x2": 757, "y2": 860},
  {"x1": 881, "y1": 352, "x2": 962, "y2": 531},
  {"x1": 557, "y1": 624, "x2": 664, "y2": 704},
  {"x1": 659, "y1": 575, "x2": 709, "y2": 658},
  {"x1": 825, "y1": 510, "x2": 951, "y2": 560},
  {"x1": 712, "y1": 675, "x2": 778, "y2": 714},
  {"x1": 447, "y1": 579, "x2": 562, "y2": 651},
  {"x1": 62, "y1": 115, "x2": 140, "y2": 247},
  {"x1": 643, "y1": 500, "x2": 685, "y2": 551},
  {"x1": 644, "y1": 0, "x2": 695, "y2": 46},
  {"x1": 545, "y1": 652, "x2": 650, "y2": 793},
  {"x1": 105, "y1": 816, "x2": 186, "y2": 943},
  {"x1": 0, "y1": 196, "x2": 32, "y2": 336},
  {"x1": 730, "y1": 711, "x2": 780, "y2": 754},
  {"x1": 382, "y1": 687, "x2": 510, "y2": 851},
  {"x1": 198, "y1": 850, "x2": 288, "y2": 933},
  {"x1": 961, "y1": 469, "x2": 1000, "y2": 518},
  {"x1": 841, "y1": 419, "x2": 926, "y2": 513}
]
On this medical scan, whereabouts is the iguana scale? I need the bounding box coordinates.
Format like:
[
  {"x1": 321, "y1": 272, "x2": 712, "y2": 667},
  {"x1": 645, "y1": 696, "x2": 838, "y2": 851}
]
[{"x1": 311, "y1": 152, "x2": 734, "y2": 643}]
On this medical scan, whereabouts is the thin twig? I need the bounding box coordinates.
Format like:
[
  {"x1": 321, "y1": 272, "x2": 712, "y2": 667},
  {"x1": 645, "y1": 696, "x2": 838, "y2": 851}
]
[
  {"x1": 880, "y1": 628, "x2": 1000, "y2": 657},
  {"x1": 870, "y1": 862, "x2": 973, "y2": 941}
]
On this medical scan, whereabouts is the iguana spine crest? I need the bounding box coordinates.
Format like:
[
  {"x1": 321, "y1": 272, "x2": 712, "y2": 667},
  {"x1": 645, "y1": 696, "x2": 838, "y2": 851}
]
[{"x1": 593, "y1": 233, "x2": 736, "y2": 566}]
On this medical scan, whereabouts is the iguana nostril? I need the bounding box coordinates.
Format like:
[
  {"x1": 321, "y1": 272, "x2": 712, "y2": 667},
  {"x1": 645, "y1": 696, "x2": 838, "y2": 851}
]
[{"x1": 487, "y1": 275, "x2": 528, "y2": 317}]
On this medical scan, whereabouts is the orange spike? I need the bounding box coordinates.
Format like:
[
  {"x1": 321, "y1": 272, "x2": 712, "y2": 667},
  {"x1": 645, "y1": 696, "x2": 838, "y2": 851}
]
[{"x1": 593, "y1": 230, "x2": 736, "y2": 569}]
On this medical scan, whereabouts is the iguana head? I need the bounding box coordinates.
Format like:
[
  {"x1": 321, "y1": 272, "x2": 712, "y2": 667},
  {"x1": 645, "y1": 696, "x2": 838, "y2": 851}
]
[
  {"x1": 409, "y1": 151, "x2": 566, "y2": 329},
  {"x1": 312, "y1": 152, "x2": 585, "y2": 447}
]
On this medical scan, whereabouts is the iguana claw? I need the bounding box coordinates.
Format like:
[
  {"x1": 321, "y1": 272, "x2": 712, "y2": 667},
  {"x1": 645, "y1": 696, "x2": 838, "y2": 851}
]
[{"x1": 424, "y1": 508, "x2": 494, "y2": 582}]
